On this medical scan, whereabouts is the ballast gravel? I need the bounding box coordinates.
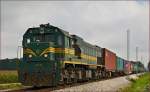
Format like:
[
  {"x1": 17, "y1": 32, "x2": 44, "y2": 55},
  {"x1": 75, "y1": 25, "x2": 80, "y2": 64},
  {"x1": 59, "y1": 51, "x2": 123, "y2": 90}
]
[{"x1": 53, "y1": 75, "x2": 133, "y2": 92}]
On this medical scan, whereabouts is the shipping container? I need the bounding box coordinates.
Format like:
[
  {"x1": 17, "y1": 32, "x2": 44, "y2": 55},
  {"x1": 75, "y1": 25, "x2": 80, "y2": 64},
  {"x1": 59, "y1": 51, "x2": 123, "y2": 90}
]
[
  {"x1": 124, "y1": 60, "x2": 132, "y2": 74},
  {"x1": 136, "y1": 61, "x2": 145, "y2": 72},
  {"x1": 102, "y1": 48, "x2": 116, "y2": 72},
  {"x1": 116, "y1": 57, "x2": 124, "y2": 72},
  {"x1": 130, "y1": 61, "x2": 134, "y2": 73},
  {"x1": 132, "y1": 61, "x2": 138, "y2": 73}
]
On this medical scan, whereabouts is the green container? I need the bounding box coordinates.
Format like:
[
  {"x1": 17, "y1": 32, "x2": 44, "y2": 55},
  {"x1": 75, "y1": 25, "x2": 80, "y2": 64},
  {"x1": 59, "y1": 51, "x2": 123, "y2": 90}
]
[
  {"x1": 116, "y1": 57, "x2": 124, "y2": 71},
  {"x1": 133, "y1": 63, "x2": 138, "y2": 72}
]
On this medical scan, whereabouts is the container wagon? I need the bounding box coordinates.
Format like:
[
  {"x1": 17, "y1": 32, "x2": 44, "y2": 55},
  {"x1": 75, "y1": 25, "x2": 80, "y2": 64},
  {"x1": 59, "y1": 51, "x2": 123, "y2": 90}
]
[
  {"x1": 124, "y1": 60, "x2": 132, "y2": 74},
  {"x1": 132, "y1": 61, "x2": 138, "y2": 74},
  {"x1": 116, "y1": 56, "x2": 124, "y2": 75},
  {"x1": 130, "y1": 61, "x2": 134, "y2": 74},
  {"x1": 102, "y1": 48, "x2": 116, "y2": 77}
]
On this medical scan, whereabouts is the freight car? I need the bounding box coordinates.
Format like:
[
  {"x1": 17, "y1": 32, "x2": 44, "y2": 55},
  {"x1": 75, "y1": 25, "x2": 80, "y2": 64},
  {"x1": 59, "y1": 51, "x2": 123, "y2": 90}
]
[
  {"x1": 124, "y1": 60, "x2": 132, "y2": 75},
  {"x1": 18, "y1": 23, "x2": 145, "y2": 87},
  {"x1": 136, "y1": 61, "x2": 145, "y2": 73},
  {"x1": 102, "y1": 48, "x2": 116, "y2": 77},
  {"x1": 116, "y1": 57, "x2": 124, "y2": 75}
]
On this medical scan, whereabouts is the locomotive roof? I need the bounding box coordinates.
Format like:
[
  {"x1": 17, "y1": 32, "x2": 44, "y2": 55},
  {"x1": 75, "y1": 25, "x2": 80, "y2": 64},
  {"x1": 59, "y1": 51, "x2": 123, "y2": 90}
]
[
  {"x1": 71, "y1": 34, "x2": 101, "y2": 49},
  {"x1": 24, "y1": 23, "x2": 71, "y2": 37},
  {"x1": 24, "y1": 23, "x2": 101, "y2": 49}
]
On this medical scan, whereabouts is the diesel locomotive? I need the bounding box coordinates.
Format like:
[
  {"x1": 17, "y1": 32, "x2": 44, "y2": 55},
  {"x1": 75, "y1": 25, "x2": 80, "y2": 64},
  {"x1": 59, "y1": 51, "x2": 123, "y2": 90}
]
[{"x1": 18, "y1": 23, "x2": 145, "y2": 87}]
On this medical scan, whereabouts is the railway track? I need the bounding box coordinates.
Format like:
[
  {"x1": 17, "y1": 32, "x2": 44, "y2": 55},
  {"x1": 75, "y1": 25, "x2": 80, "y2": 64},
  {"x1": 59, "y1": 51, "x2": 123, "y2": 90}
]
[{"x1": 7, "y1": 75, "x2": 126, "y2": 92}]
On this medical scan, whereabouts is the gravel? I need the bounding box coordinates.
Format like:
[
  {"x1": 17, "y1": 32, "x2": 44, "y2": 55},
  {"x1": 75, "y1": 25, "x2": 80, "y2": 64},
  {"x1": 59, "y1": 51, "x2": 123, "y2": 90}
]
[{"x1": 53, "y1": 76, "x2": 132, "y2": 92}]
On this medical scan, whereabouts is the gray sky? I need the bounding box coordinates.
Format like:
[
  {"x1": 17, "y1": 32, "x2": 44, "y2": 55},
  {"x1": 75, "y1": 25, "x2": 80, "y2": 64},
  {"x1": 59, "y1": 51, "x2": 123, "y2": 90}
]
[{"x1": 1, "y1": 1, "x2": 149, "y2": 67}]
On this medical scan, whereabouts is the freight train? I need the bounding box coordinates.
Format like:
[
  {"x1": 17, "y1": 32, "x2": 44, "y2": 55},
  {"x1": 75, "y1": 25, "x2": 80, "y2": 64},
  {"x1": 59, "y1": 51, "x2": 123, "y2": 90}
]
[{"x1": 18, "y1": 23, "x2": 145, "y2": 87}]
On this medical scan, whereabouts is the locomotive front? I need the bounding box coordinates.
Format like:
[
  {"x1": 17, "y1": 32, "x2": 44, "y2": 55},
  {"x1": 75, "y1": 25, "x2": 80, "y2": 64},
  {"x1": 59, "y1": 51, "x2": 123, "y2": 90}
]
[{"x1": 18, "y1": 24, "x2": 63, "y2": 86}]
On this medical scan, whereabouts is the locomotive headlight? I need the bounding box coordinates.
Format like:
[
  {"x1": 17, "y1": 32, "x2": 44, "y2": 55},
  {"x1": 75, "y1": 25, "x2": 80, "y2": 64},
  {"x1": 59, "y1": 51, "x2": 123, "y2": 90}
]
[
  {"x1": 44, "y1": 54, "x2": 48, "y2": 58},
  {"x1": 29, "y1": 54, "x2": 32, "y2": 58}
]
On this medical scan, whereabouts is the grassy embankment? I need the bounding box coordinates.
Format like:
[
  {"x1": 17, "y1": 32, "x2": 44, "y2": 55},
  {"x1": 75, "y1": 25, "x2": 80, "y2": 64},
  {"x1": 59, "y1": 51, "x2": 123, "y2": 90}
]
[
  {"x1": 0, "y1": 70, "x2": 23, "y2": 90},
  {"x1": 120, "y1": 72, "x2": 150, "y2": 92}
]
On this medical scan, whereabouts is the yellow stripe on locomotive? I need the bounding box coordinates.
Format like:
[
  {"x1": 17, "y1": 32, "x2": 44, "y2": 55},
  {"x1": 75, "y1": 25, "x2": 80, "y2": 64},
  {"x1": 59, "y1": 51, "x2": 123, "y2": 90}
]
[{"x1": 23, "y1": 47, "x2": 97, "y2": 63}]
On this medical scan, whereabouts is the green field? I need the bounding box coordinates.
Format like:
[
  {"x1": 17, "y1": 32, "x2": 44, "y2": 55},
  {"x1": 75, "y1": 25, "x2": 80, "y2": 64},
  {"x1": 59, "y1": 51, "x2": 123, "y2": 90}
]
[
  {"x1": 0, "y1": 70, "x2": 18, "y2": 84},
  {"x1": 0, "y1": 70, "x2": 23, "y2": 90},
  {"x1": 120, "y1": 73, "x2": 150, "y2": 92}
]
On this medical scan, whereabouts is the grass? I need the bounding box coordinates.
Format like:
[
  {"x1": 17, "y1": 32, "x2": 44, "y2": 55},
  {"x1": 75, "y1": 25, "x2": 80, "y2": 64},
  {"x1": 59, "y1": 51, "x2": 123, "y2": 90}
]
[
  {"x1": 0, "y1": 83, "x2": 23, "y2": 90},
  {"x1": 0, "y1": 70, "x2": 24, "y2": 90},
  {"x1": 120, "y1": 73, "x2": 150, "y2": 92},
  {"x1": 0, "y1": 70, "x2": 18, "y2": 84}
]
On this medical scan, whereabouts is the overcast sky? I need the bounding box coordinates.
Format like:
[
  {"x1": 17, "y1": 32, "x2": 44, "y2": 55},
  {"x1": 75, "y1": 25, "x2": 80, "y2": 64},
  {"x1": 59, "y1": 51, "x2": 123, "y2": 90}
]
[{"x1": 1, "y1": 1, "x2": 149, "y2": 67}]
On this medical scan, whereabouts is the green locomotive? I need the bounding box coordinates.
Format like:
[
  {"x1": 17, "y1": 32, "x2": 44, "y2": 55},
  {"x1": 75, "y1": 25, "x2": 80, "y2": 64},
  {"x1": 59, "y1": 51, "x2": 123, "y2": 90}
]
[
  {"x1": 18, "y1": 23, "x2": 145, "y2": 87},
  {"x1": 18, "y1": 23, "x2": 105, "y2": 87}
]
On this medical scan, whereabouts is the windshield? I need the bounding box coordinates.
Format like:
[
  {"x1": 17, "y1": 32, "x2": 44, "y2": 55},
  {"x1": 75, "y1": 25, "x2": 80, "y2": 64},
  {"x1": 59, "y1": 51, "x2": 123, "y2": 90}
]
[{"x1": 33, "y1": 34, "x2": 55, "y2": 42}]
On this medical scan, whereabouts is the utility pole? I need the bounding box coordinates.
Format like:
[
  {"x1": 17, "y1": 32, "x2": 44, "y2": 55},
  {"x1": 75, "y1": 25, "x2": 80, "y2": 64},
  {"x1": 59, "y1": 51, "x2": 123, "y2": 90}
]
[
  {"x1": 136, "y1": 47, "x2": 139, "y2": 61},
  {"x1": 148, "y1": 1, "x2": 150, "y2": 71},
  {"x1": 141, "y1": 56, "x2": 143, "y2": 63},
  {"x1": 127, "y1": 29, "x2": 130, "y2": 61},
  {"x1": 149, "y1": 0, "x2": 150, "y2": 71},
  {"x1": 149, "y1": 4, "x2": 150, "y2": 70},
  {"x1": 149, "y1": 18, "x2": 150, "y2": 71}
]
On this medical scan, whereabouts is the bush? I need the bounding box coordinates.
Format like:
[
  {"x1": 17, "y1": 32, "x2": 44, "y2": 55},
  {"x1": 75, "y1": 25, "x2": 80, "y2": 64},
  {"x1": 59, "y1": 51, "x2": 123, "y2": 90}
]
[{"x1": 120, "y1": 73, "x2": 150, "y2": 92}]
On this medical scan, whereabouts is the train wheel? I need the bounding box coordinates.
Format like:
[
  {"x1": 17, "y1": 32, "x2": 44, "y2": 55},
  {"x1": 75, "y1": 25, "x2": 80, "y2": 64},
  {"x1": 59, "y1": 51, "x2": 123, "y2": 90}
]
[{"x1": 64, "y1": 69, "x2": 69, "y2": 84}]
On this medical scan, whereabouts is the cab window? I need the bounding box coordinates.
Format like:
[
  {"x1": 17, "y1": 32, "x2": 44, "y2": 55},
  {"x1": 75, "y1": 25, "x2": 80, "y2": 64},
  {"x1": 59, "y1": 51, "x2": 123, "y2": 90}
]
[{"x1": 33, "y1": 34, "x2": 55, "y2": 42}]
